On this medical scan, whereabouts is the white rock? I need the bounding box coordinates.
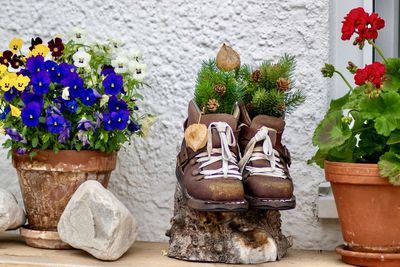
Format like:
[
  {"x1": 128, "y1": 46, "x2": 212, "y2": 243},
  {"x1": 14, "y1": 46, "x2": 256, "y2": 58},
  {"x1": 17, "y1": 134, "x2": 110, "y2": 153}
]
[
  {"x1": 58, "y1": 180, "x2": 138, "y2": 261},
  {"x1": 0, "y1": 188, "x2": 25, "y2": 231}
]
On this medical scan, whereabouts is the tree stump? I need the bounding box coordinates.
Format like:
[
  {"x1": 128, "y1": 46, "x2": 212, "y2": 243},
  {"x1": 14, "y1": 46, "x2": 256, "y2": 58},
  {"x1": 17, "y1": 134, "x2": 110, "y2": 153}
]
[{"x1": 166, "y1": 184, "x2": 292, "y2": 264}]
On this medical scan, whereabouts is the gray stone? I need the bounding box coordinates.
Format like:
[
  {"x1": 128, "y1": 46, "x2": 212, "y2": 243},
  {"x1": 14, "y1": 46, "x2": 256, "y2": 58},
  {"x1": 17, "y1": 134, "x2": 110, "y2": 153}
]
[
  {"x1": 58, "y1": 180, "x2": 138, "y2": 261},
  {"x1": 0, "y1": 188, "x2": 25, "y2": 231}
]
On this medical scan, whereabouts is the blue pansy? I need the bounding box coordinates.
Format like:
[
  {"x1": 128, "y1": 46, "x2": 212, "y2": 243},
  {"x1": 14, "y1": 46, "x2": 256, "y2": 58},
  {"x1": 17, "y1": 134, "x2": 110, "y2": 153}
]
[
  {"x1": 4, "y1": 87, "x2": 19, "y2": 102},
  {"x1": 31, "y1": 71, "x2": 51, "y2": 94},
  {"x1": 5, "y1": 128, "x2": 26, "y2": 143},
  {"x1": 44, "y1": 60, "x2": 62, "y2": 83},
  {"x1": 46, "y1": 114, "x2": 65, "y2": 133},
  {"x1": 100, "y1": 65, "x2": 115, "y2": 76},
  {"x1": 102, "y1": 112, "x2": 114, "y2": 131},
  {"x1": 58, "y1": 120, "x2": 71, "y2": 144},
  {"x1": 63, "y1": 73, "x2": 84, "y2": 99},
  {"x1": 59, "y1": 63, "x2": 76, "y2": 81},
  {"x1": 26, "y1": 55, "x2": 45, "y2": 74},
  {"x1": 108, "y1": 96, "x2": 128, "y2": 112},
  {"x1": 111, "y1": 110, "x2": 129, "y2": 130},
  {"x1": 0, "y1": 105, "x2": 11, "y2": 120},
  {"x1": 81, "y1": 89, "x2": 96, "y2": 106},
  {"x1": 103, "y1": 73, "x2": 123, "y2": 95},
  {"x1": 77, "y1": 117, "x2": 94, "y2": 131},
  {"x1": 128, "y1": 122, "x2": 140, "y2": 132},
  {"x1": 21, "y1": 102, "x2": 42, "y2": 127},
  {"x1": 66, "y1": 100, "x2": 78, "y2": 113},
  {"x1": 21, "y1": 92, "x2": 44, "y2": 107}
]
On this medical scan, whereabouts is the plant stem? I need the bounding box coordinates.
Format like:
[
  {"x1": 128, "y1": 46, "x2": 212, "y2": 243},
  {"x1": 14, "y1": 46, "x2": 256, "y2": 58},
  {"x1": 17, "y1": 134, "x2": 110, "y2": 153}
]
[
  {"x1": 334, "y1": 70, "x2": 354, "y2": 92},
  {"x1": 368, "y1": 40, "x2": 388, "y2": 63}
]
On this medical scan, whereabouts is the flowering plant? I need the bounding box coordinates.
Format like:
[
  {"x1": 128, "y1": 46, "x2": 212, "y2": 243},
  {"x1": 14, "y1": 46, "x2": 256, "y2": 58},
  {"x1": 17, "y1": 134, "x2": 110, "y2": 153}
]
[
  {"x1": 0, "y1": 30, "x2": 154, "y2": 157},
  {"x1": 310, "y1": 7, "x2": 400, "y2": 185}
]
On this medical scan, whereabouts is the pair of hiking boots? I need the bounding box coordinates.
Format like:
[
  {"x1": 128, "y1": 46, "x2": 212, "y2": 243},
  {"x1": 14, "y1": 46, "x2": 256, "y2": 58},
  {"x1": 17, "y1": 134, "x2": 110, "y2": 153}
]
[{"x1": 176, "y1": 100, "x2": 295, "y2": 212}]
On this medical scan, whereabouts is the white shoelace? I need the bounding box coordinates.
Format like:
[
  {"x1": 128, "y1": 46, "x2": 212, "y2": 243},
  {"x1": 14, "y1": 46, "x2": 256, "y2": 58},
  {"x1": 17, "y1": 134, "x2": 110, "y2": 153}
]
[
  {"x1": 195, "y1": 122, "x2": 242, "y2": 180},
  {"x1": 238, "y1": 126, "x2": 287, "y2": 179}
]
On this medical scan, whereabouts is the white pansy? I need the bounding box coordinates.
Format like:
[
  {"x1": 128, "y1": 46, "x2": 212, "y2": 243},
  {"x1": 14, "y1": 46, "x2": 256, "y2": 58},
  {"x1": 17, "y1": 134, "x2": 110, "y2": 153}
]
[
  {"x1": 69, "y1": 27, "x2": 87, "y2": 44},
  {"x1": 128, "y1": 61, "x2": 148, "y2": 82},
  {"x1": 111, "y1": 56, "x2": 129, "y2": 74},
  {"x1": 72, "y1": 48, "x2": 91, "y2": 68},
  {"x1": 100, "y1": 95, "x2": 109, "y2": 107},
  {"x1": 109, "y1": 38, "x2": 125, "y2": 49},
  {"x1": 128, "y1": 48, "x2": 143, "y2": 61},
  {"x1": 62, "y1": 87, "x2": 70, "y2": 100}
]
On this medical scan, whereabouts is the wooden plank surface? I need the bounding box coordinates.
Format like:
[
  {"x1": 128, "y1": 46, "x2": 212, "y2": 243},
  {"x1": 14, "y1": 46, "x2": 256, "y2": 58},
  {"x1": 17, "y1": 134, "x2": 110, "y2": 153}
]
[{"x1": 0, "y1": 232, "x2": 347, "y2": 267}]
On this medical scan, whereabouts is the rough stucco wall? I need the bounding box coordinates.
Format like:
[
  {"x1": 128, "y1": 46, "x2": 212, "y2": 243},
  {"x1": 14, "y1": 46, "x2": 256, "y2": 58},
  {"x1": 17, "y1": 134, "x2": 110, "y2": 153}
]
[{"x1": 0, "y1": 0, "x2": 342, "y2": 249}]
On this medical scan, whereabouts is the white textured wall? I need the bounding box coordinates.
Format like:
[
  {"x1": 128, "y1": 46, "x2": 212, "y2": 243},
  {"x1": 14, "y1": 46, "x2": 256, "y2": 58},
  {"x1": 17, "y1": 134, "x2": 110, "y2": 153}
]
[{"x1": 0, "y1": 0, "x2": 343, "y2": 249}]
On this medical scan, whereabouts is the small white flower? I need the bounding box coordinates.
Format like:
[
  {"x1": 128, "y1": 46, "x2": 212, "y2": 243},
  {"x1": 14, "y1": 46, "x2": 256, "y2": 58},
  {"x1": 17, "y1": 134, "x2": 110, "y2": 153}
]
[
  {"x1": 62, "y1": 87, "x2": 70, "y2": 100},
  {"x1": 128, "y1": 62, "x2": 148, "y2": 82},
  {"x1": 100, "y1": 95, "x2": 109, "y2": 107},
  {"x1": 111, "y1": 56, "x2": 129, "y2": 74},
  {"x1": 72, "y1": 48, "x2": 91, "y2": 68},
  {"x1": 69, "y1": 27, "x2": 87, "y2": 44},
  {"x1": 128, "y1": 48, "x2": 143, "y2": 61},
  {"x1": 109, "y1": 38, "x2": 125, "y2": 49}
]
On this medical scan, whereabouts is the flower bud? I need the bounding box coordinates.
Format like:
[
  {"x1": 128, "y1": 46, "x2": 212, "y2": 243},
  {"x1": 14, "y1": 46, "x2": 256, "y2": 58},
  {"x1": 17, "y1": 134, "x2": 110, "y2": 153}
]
[{"x1": 321, "y1": 63, "x2": 335, "y2": 78}]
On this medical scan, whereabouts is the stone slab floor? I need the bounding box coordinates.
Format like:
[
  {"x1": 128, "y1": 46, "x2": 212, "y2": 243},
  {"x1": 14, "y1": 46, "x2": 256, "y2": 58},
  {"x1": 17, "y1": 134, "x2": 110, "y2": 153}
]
[{"x1": 0, "y1": 232, "x2": 347, "y2": 267}]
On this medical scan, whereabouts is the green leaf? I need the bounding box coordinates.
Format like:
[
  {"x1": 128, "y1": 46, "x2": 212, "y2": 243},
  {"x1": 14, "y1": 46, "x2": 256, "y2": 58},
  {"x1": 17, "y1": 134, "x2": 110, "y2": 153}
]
[
  {"x1": 375, "y1": 117, "x2": 398, "y2": 136},
  {"x1": 360, "y1": 91, "x2": 400, "y2": 119},
  {"x1": 378, "y1": 152, "x2": 400, "y2": 185},
  {"x1": 31, "y1": 136, "x2": 38, "y2": 148},
  {"x1": 383, "y1": 58, "x2": 400, "y2": 91},
  {"x1": 327, "y1": 93, "x2": 349, "y2": 112},
  {"x1": 388, "y1": 131, "x2": 400, "y2": 145},
  {"x1": 327, "y1": 137, "x2": 356, "y2": 163},
  {"x1": 308, "y1": 149, "x2": 328, "y2": 168},
  {"x1": 312, "y1": 111, "x2": 351, "y2": 151}
]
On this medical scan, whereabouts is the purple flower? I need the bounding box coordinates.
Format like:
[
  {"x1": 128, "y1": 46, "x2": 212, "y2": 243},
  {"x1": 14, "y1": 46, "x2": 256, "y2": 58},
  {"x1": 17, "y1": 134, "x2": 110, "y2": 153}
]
[
  {"x1": 45, "y1": 60, "x2": 62, "y2": 83},
  {"x1": 5, "y1": 128, "x2": 26, "y2": 143},
  {"x1": 21, "y1": 102, "x2": 42, "y2": 127},
  {"x1": 58, "y1": 120, "x2": 71, "y2": 144},
  {"x1": 111, "y1": 110, "x2": 129, "y2": 130},
  {"x1": 77, "y1": 130, "x2": 90, "y2": 146},
  {"x1": 103, "y1": 73, "x2": 123, "y2": 95},
  {"x1": 0, "y1": 105, "x2": 10, "y2": 120},
  {"x1": 48, "y1": 38, "x2": 64, "y2": 58},
  {"x1": 63, "y1": 73, "x2": 83, "y2": 98},
  {"x1": 59, "y1": 63, "x2": 76, "y2": 81},
  {"x1": 46, "y1": 104, "x2": 62, "y2": 116},
  {"x1": 16, "y1": 148, "x2": 26, "y2": 155},
  {"x1": 100, "y1": 65, "x2": 115, "y2": 76},
  {"x1": 26, "y1": 56, "x2": 45, "y2": 74},
  {"x1": 94, "y1": 112, "x2": 102, "y2": 129},
  {"x1": 66, "y1": 100, "x2": 78, "y2": 113},
  {"x1": 4, "y1": 87, "x2": 19, "y2": 102},
  {"x1": 46, "y1": 114, "x2": 65, "y2": 133},
  {"x1": 18, "y1": 69, "x2": 30, "y2": 77},
  {"x1": 21, "y1": 92, "x2": 44, "y2": 107},
  {"x1": 81, "y1": 89, "x2": 96, "y2": 106},
  {"x1": 77, "y1": 117, "x2": 94, "y2": 131},
  {"x1": 128, "y1": 122, "x2": 140, "y2": 132},
  {"x1": 31, "y1": 71, "x2": 51, "y2": 94},
  {"x1": 102, "y1": 112, "x2": 114, "y2": 131},
  {"x1": 108, "y1": 96, "x2": 128, "y2": 112}
]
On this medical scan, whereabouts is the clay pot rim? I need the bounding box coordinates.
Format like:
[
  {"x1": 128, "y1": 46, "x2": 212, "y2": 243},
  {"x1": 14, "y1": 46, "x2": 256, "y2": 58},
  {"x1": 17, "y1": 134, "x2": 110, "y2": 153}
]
[{"x1": 324, "y1": 160, "x2": 391, "y2": 186}]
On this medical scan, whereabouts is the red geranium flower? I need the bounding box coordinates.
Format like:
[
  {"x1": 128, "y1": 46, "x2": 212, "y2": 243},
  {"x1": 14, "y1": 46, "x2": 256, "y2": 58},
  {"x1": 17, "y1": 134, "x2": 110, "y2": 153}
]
[
  {"x1": 341, "y1": 7, "x2": 385, "y2": 45},
  {"x1": 354, "y1": 62, "x2": 385, "y2": 88},
  {"x1": 48, "y1": 37, "x2": 64, "y2": 58}
]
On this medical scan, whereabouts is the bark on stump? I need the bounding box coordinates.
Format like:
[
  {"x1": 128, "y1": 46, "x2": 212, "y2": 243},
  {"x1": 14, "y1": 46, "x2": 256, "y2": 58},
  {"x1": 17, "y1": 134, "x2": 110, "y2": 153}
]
[{"x1": 167, "y1": 184, "x2": 292, "y2": 264}]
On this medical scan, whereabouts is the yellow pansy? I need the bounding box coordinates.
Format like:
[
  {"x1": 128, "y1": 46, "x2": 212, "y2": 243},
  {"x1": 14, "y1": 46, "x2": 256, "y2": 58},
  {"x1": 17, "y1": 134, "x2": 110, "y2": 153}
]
[
  {"x1": 15, "y1": 75, "x2": 30, "y2": 91},
  {"x1": 0, "y1": 65, "x2": 8, "y2": 78},
  {"x1": 0, "y1": 73, "x2": 16, "y2": 92},
  {"x1": 29, "y1": 44, "x2": 50, "y2": 58},
  {"x1": 9, "y1": 104, "x2": 21, "y2": 117},
  {"x1": 139, "y1": 115, "x2": 157, "y2": 137},
  {"x1": 9, "y1": 38, "x2": 23, "y2": 53}
]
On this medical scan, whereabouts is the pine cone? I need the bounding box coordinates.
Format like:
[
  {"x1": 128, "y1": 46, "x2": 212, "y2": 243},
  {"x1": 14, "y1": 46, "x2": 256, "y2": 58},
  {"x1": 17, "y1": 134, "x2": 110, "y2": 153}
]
[
  {"x1": 214, "y1": 84, "x2": 226, "y2": 96},
  {"x1": 276, "y1": 102, "x2": 286, "y2": 112},
  {"x1": 207, "y1": 99, "x2": 220, "y2": 112},
  {"x1": 276, "y1": 77, "x2": 290, "y2": 91},
  {"x1": 251, "y1": 70, "x2": 261, "y2": 82}
]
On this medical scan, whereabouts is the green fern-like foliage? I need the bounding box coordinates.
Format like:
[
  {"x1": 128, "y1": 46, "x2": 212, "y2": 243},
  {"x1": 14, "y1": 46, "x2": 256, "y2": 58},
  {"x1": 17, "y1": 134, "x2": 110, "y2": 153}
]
[
  {"x1": 242, "y1": 54, "x2": 305, "y2": 118},
  {"x1": 194, "y1": 59, "x2": 242, "y2": 114}
]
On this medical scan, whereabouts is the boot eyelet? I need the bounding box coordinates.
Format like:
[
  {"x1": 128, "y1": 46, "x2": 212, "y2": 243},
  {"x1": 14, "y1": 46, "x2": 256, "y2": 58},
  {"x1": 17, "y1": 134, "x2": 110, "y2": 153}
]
[
  {"x1": 192, "y1": 169, "x2": 200, "y2": 176},
  {"x1": 189, "y1": 158, "x2": 197, "y2": 165}
]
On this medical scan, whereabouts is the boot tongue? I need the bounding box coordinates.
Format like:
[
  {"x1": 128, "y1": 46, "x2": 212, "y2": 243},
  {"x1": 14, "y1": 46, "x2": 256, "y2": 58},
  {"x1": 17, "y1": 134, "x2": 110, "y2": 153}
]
[
  {"x1": 201, "y1": 114, "x2": 238, "y2": 149},
  {"x1": 250, "y1": 115, "x2": 285, "y2": 133}
]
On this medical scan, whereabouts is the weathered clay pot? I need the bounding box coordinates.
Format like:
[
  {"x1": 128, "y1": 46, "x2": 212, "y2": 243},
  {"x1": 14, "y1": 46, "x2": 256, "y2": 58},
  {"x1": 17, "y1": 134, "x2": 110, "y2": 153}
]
[
  {"x1": 325, "y1": 161, "x2": 400, "y2": 254},
  {"x1": 13, "y1": 150, "x2": 117, "y2": 231}
]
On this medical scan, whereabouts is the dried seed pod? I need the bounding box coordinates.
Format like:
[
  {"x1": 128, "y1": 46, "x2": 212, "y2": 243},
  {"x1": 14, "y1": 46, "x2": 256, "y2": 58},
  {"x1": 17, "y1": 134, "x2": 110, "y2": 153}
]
[
  {"x1": 251, "y1": 70, "x2": 261, "y2": 82},
  {"x1": 184, "y1": 123, "x2": 208, "y2": 152},
  {"x1": 207, "y1": 98, "x2": 220, "y2": 112},
  {"x1": 216, "y1": 43, "x2": 241, "y2": 71}
]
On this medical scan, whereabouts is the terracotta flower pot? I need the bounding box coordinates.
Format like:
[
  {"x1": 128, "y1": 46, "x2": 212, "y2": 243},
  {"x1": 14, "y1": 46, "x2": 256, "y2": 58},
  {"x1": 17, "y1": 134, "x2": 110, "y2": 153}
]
[
  {"x1": 325, "y1": 161, "x2": 400, "y2": 253},
  {"x1": 12, "y1": 150, "x2": 117, "y2": 248}
]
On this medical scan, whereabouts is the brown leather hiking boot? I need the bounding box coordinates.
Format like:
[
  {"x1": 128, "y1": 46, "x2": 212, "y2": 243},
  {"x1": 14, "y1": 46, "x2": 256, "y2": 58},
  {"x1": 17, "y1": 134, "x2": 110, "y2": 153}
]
[
  {"x1": 176, "y1": 100, "x2": 247, "y2": 212},
  {"x1": 238, "y1": 104, "x2": 295, "y2": 210}
]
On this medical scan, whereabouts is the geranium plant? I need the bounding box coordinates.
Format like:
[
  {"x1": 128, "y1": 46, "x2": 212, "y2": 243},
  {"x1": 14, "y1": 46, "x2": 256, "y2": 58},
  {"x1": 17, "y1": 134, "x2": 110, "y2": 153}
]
[
  {"x1": 310, "y1": 8, "x2": 400, "y2": 185},
  {"x1": 0, "y1": 29, "x2": 153, "y2": 157}
]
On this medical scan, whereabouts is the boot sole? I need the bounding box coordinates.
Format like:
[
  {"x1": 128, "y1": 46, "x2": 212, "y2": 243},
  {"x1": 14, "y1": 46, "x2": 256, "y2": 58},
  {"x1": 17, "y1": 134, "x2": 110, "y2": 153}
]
[
  {"x1": 175, "y1": 166, "x2": 248, "y2": 212},
  {"x1": 245, "y1": 195, "x2": 296, "y2": 210}
]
